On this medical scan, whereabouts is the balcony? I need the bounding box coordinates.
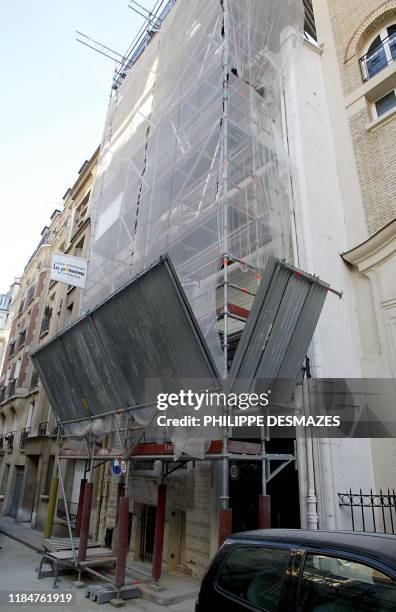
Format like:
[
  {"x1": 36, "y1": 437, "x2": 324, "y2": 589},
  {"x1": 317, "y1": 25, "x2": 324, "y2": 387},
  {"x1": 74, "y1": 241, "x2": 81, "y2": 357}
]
[
  {"x1": 37, "y1": 421, "x2": 48, "y2": 436},
  {"x1": 19, "y1": 427, "x2": 31, "y2": 449},
  {"x1": 360, "y1": 33, "x2": 396, "y2": 82}
]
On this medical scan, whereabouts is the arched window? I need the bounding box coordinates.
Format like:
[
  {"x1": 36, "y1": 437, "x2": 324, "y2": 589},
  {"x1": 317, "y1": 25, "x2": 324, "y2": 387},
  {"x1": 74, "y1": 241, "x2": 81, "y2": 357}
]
[{"x1": 360, "y1": 24, "x2": 396, "y2": 81}]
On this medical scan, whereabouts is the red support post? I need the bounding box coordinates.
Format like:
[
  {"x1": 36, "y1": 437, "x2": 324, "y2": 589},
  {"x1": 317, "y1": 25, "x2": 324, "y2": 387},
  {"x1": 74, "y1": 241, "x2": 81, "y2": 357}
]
[
  {"x1": 218, "y1": 508, "x2": 232, "y2": 547},
  {"x1": 258, "y1": 495, "x2": 271, "y2": 529},
  {"x1": 115, "y1": 496, "x2": 129, "y2": 587},
  {"x1": 78, "y1": 482, "x2": 93, "y2": 562},
  {"x1": 152, "y1": 484, "x2": 167, "y2": 581},
  {"x1": 75, "y1": 478, "x2": 87, "y2": 537}
]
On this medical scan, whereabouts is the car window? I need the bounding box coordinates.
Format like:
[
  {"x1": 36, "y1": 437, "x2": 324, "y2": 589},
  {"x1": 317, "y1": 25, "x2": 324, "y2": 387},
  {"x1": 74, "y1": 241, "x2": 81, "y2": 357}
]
[
  {"x1": 298, "y1": 553, "x2": 396, "y2": 611},
  {"x1": 216, "y1": 545, "x2": 290, "y2": 611}
]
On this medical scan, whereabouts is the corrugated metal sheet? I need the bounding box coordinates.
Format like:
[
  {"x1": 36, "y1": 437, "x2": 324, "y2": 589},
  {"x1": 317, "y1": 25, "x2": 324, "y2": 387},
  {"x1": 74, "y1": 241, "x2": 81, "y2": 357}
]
[
  {"x1": 31, "y1": 257, "x2": 220, "y2": 424},
  {"x1": 228, "y1": 258, "x2": 329, "y2": 394}
]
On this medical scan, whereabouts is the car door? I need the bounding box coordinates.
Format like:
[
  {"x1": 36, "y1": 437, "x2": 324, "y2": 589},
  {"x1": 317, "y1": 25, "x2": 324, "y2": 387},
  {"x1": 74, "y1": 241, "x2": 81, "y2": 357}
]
[
  {"x1": 296, "y1": 549, "x2": 396, "y2": 611},
  {"x1": 206, "y1": 543, "x2": 293, "y2": 611}
]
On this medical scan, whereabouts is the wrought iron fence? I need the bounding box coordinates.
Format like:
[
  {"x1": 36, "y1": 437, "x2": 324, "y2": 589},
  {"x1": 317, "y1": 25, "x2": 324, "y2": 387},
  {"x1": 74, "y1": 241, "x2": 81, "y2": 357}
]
[{"x1": 339, "y1": 489, "x2": 396, "y2": 534}]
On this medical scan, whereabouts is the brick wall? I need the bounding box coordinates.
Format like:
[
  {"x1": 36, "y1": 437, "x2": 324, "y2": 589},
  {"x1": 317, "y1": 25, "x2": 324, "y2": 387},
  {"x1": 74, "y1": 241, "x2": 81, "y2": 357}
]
[
  {"x1": 349, "y1": 109, "x2": 396, "y2": 233},
  {"x1": 320, "y1": 0, "x2": 396, "y2": 234},
  {"x1": 326, "y1": 0, "x2": 396, "y2": 94}
]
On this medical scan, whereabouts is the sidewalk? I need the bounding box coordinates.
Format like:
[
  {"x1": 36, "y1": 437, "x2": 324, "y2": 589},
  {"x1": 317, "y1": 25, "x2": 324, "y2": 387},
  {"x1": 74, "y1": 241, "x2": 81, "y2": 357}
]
[
  {"x1": 0, "y1": 516, "x2": 199, "y2": 609},
  {"x1": 0, "y1": 515, "x2": 43, "y2": 552}
]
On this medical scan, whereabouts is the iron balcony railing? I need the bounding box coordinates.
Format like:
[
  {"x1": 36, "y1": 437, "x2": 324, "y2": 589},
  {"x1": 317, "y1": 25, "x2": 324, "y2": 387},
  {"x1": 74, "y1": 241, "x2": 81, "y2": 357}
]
[
  {"x1": 37, "y1": 421, "x2": 48, "y2": 436},
  {"x1": 359, "y1": 32, "x2": 396, "y2": 82},
  {"x1": 19, "y1": 427, "x2": 31, "y2": 449}
]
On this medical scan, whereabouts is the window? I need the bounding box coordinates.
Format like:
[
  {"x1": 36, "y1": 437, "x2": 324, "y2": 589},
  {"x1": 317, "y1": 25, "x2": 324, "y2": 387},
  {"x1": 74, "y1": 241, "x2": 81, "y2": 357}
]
[
  {"x1": 26, "y1": 402, "x2": 35, "y2": 430},
  {"x1": 217, "y1": 546, "x2": 290, "y2": 610},
  {"x1": 40, "y1": 305, "x2": 52, "y2": 335},
  {"x1": 44, "y1": 455, "x2": 55, "y2": 495},
  {"x1": 1, "y1": 464, "x2": 10, "y2": 494},
  {"x1": 297, "y1": 553, "x2": 396, "y2": 611},
  {"x1": 26, "y1": 284, "x2": 36, "y2": 304},
  {"x1": 8, "y1": 341, "x2": 15, "y2": 358},
  {"x1": 14, "y1": 358, "x2": 22, "y2": 381},
  {"x1": 375, "y1": 89, "x2": 396, "y2": 117},
  {"x1": 18, "y1": 328, "x2": 26, "y2": 348},
  {"x1": 360, "y1": 24, "x2": 396, "y2": 81}
]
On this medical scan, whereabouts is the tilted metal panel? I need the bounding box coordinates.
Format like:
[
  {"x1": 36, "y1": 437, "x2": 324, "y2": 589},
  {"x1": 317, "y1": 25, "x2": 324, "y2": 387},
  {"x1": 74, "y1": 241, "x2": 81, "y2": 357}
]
[
  {"x1": 228, "y1": 258, "x2": 329, "y2": 394},
  {"x1": 31, "y1": 257, "x2": 220, "y2": 424}
]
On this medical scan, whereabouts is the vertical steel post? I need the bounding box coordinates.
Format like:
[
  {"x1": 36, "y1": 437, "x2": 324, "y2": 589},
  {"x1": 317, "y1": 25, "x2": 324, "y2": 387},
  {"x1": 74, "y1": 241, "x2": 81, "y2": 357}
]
[
  {"x1": 152, "y1": 483, "x2": 167, "y2": 581},
  {"x1": 78, "y1": 440, "x2": 95, "y2": 563},
  {"x1": 115, "y1": 496, "x2": 129, "y2": 587},
  {"x1": 75, "y1": 478, "x2": 87, "y2": 537},
  {"x1": 77, "y1": 482, "x2": 93, "y2": 562},
  {"x1": 259, "y1": 426, "x2": 271, "y2": 528},
  {"x1": 218, "y1": 0, "x2": 232, "y2": 545}
]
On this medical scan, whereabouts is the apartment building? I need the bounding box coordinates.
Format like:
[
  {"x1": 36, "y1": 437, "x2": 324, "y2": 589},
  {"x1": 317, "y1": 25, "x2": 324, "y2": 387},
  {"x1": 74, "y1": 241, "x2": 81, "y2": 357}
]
[
  {"x1": 0, "y1": 0, "x2": 395, "y2": 584},
  {"x1": 0, "y1": 149, "x2": 98, "y2": 527}
]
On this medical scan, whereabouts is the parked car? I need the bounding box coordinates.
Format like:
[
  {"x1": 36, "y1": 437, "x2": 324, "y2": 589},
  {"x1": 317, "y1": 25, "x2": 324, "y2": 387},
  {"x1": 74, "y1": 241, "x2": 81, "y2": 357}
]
[{"x1": 195, "y1": 529, "x2": 396, "y2": 611}]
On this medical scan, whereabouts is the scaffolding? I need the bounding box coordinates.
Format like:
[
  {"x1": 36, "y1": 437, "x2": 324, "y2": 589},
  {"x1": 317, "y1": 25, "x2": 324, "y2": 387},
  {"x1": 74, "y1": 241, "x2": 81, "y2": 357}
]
[
  {"x1": 31, "y1": 0, "x2": 331, "y2": 590},
  {"x1": 81, "y1": 0, "x2": 305, "y2": 376}
]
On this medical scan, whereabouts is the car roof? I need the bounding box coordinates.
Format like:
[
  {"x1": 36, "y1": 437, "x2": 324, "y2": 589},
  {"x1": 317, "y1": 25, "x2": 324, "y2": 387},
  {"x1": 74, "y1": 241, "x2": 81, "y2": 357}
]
[{"x1": 228, "y1": 529, "x2": 396, "y2": 566}]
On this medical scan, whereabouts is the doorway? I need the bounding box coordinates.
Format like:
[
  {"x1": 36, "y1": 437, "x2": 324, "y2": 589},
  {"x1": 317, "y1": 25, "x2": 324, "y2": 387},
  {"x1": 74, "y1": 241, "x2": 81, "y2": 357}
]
[
  {"x1": 229, "y1": 438, "x2": 300, "y2": 532},
  {"x1": 140, "y1": 504, "x2": 156, "y2": 562},
  {"x1": 9, "y1": 466, "x2": 24, "y2": 519}
]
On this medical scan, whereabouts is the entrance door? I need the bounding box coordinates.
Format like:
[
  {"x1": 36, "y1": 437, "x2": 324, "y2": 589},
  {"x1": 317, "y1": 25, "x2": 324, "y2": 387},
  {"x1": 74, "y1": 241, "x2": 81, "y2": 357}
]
[
  {"x1": 140, "y1": 504, "x2": 156, "y2": 562},
  {"x1": 9, "y1": 466, "x2": 24, "y2": 518}
]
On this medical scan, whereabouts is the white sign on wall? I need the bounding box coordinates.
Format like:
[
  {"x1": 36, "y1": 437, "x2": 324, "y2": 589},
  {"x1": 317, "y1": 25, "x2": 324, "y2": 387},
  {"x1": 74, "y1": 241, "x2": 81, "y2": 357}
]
[{"x1": 50, "y1": 252, "x2": 88, "y2": 289}]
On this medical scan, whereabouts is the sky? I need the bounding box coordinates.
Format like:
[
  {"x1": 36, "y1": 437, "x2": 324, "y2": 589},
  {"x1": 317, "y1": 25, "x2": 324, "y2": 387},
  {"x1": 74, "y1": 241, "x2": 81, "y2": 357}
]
[{"x1": 0, "y1": 0, "x2": 154, "y2": 291}]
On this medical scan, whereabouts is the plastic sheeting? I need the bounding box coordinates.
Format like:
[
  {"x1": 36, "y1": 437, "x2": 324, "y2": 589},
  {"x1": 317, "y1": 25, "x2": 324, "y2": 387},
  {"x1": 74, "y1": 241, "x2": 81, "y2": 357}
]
[{"x1": 82, "y1": 0, "x2": 305, "y2": 375}]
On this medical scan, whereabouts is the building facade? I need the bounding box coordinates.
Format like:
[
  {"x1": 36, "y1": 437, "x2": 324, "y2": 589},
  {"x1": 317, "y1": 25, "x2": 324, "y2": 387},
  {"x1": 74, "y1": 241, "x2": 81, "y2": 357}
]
[
  {"x1": 0, "y1": 0, "x2": 395, "y2": 585},
  {"x1": 0, "y1": 150, "x2": 98, "y2": 527}
]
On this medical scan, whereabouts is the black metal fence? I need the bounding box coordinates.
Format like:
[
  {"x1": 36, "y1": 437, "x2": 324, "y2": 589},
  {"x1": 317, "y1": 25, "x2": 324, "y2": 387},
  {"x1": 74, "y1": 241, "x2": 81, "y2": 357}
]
[{"x1": 339, "y1": 489, "x2": 396, "y2": 534}]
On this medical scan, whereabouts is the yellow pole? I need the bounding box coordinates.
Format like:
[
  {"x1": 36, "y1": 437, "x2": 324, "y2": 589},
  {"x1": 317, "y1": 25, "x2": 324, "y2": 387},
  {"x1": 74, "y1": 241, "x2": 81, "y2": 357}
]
[{"x1": 43, "y1": 477, "x2": 59, "y2": 539}]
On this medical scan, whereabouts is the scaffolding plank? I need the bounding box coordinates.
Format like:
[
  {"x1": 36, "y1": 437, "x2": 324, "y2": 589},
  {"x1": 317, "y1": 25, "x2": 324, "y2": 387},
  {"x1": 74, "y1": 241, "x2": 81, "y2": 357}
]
[{"x1": 228, "y1": 258, "x2": 329, "y2": 394}]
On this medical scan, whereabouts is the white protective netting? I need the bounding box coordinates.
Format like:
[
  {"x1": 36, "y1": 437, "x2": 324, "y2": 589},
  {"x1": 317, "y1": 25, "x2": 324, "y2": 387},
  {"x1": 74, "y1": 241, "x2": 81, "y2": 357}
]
[{"x1": 82, "y1": 0, "x2": 304, "y2": 377}]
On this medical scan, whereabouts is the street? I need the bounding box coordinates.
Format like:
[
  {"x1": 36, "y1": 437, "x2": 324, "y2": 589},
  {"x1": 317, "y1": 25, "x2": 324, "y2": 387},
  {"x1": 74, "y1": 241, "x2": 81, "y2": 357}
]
[{"x1": 0, "y1": 534, "x2": 196, "y2": 612}]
